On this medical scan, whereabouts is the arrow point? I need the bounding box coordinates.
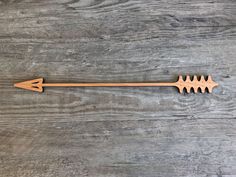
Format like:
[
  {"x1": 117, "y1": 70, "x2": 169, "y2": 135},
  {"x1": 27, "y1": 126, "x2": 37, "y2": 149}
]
[{"x1": 14, "y1": 78, "x2": 44, "y2": 92}]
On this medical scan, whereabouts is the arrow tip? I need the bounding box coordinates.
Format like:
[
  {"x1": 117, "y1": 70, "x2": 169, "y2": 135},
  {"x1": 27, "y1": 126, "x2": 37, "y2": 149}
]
[{"x1": 14, "y1": 78, "x2": 44, "y2": 92}]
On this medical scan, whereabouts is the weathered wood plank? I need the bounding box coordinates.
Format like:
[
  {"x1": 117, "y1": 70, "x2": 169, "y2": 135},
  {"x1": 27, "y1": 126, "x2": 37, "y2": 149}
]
[{"x1": 0, "y1": 0, "x2": 236, "y2": 176}]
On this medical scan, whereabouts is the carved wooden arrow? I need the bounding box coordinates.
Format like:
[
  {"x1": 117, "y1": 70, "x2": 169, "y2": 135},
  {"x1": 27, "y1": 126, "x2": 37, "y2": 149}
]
[{"x1": 14, "y1": 75, "x2": 218, "y2": 93}]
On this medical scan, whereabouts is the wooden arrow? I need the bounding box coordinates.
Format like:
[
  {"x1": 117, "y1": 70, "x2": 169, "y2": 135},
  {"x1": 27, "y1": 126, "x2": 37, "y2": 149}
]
[{"x1": 14, "y1": 75, "x2": 218, "y2": 93}]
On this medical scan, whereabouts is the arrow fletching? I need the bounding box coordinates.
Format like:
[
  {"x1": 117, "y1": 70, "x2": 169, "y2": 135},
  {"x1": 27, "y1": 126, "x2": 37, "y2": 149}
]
[{"x1": 176, "y1": 75, "x2": 218, "y2": 93}]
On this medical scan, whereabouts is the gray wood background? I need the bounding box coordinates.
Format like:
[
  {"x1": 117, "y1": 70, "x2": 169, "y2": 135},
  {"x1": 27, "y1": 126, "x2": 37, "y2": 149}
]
[{"x1": 0, "y1": 0, "x2": 236, "y2": 176}]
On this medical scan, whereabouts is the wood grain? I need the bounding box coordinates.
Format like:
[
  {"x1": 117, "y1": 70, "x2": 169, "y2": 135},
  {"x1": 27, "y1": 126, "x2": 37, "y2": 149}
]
[{"x1": 0, "y1": 0, "x2": 236, "y2": 176}]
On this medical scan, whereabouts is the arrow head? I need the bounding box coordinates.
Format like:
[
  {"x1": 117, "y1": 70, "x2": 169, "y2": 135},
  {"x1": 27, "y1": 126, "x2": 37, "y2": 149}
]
[{"x1": 14, "y1": 78, "x2": 44, "y2": 92}]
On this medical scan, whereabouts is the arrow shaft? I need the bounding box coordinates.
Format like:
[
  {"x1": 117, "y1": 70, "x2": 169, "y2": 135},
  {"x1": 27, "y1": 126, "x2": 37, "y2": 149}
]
[{"x1": 42, "y1": 82, "x2": 176, "y2": 87}]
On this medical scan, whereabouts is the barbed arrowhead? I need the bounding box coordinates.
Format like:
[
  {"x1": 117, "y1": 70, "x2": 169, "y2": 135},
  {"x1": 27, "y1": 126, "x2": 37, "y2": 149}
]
[{"x1": 14, "y1": 78, "x2": 44, "y2": 92}]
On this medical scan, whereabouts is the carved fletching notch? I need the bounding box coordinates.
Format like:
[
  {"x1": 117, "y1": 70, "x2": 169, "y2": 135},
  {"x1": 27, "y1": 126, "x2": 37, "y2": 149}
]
[
  {"x1": 14, "y1": 75, "x2": 218, "y2": 93},
  {"x1": 175, "y1": 75, "x2": 218, "y2": 93}
]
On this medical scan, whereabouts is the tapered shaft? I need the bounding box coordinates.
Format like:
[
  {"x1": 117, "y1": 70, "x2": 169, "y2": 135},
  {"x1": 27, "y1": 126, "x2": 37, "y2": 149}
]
[{"x1": 42, "y1": 82, "x2": 176, "y2": 87}]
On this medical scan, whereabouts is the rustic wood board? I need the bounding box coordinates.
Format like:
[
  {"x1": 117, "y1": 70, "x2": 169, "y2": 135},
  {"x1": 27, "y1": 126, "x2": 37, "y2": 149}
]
[{"x1": 0, "y1": 0, "x2": 236, "y2": 176}]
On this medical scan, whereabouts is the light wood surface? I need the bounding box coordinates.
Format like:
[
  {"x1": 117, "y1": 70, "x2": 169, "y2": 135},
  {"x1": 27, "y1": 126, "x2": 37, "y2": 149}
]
[{"x1": 0, "y1": 0, "x2": 236, "y2": 177}]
